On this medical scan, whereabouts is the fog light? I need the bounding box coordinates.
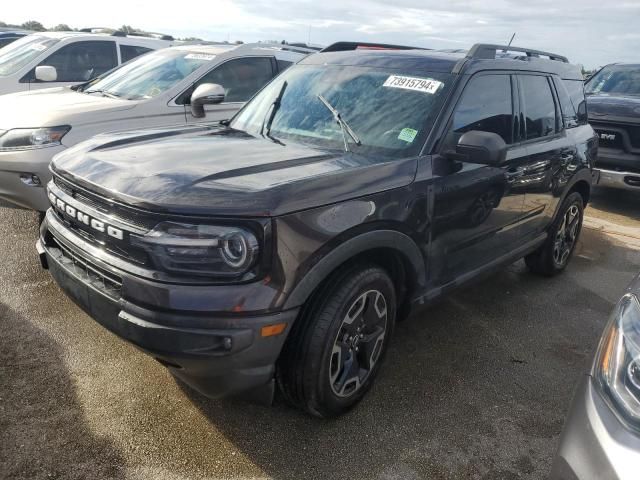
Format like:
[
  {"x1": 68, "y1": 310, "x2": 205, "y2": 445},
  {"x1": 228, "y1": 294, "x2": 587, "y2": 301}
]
[{"x1": 19, "y1": 174, "x2": 42, "y2": 187}]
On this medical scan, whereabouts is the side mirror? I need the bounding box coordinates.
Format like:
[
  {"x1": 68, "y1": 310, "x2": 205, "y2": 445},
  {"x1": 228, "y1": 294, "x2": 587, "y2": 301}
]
[
  {"x1": 35, "y1": 66, "x2": 57, "y2": 82},
  {"x1": 190, "y1": 83, "x2": 225, "y2": 118},
  {"x1": 576, "y1": 100, "x2": 588, "y2": 123},
  {"x1": 454, "y1": 130, "x2": 507, "y2": 166}
]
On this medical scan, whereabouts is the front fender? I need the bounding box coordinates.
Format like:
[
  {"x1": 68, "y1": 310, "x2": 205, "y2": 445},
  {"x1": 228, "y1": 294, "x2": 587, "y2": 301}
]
[{"x1": 283, "y1": 229, "x2": 426, "y2": 310}]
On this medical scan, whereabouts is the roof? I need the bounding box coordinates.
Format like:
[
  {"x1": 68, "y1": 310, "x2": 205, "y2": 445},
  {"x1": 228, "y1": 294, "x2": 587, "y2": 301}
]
[
  {"x1": 302, "y1": 42, "x2": 582, "y2": 80},
  {"x1": 25, "y1": 31, "x2": 173, "y2": 45}
]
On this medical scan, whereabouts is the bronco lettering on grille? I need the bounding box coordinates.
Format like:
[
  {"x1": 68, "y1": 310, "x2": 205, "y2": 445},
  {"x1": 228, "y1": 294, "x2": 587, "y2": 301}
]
[{"x1": 48, "y1": 191, "x2": 124, "y2": 241}]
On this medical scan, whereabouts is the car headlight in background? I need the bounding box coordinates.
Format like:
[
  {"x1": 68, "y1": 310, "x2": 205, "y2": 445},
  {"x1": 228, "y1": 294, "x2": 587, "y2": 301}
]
[
  {"x1": 0, "y1": 126, "x2": 71, "y2": 150},
  {"x1": 131, "y1": 222, "x2": 259, "y2": 278},
  {"x1": 595, "y1": 292, "x2": 640, "y2": 429}
]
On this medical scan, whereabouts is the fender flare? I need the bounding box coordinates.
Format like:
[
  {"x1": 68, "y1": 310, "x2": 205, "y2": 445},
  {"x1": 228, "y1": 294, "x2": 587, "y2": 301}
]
[
  {"x1": 552, "y1": 168, "x2": 592, "y2": 221},
  {"x1": 283, "y1": 229, "x2": 426, "y2": 310}
]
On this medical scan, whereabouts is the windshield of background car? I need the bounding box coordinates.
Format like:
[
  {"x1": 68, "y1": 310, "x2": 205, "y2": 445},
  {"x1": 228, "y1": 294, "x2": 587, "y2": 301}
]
[
  {"x1": 231, "y1": 64, "x2": 452, "y2": 158},
  {"x1": 586, "y1": 64, "x2": 640, "y2": 96},
  {"x1": 0, "y1": 35, "x2": 59, "y2": 76},
  {"x1": 84, "y1": 49, "x2": 214, "y2": 100}
]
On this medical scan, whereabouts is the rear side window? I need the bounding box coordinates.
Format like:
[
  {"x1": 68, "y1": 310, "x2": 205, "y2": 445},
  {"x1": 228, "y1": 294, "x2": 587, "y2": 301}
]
[
  {"x1": 446, "y1": 74, "x2": 514, "y2": 146},
  {"x1": 120, "y1": 45, "x2": 152, "y2": 63},
  {"x1": 178, "y1": 57, "x2": 274, "y2": 104},
  {"x1": 553, "y1": 78, "x2": 578, "y2": 128},
  {"x1": 38, "y1": 40, "x2": 117, "y2": 82},
  {"x1": 520, "y1": 75, "x2": 557, "y2": 140}
]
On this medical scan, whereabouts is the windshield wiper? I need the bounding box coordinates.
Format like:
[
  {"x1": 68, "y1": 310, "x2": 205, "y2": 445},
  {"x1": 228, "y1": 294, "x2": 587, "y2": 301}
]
[
  {"x1": 260, "y1": 81, "x2": 288, "y2": 143},
  {"x1": 85, "y1": 89, "x2": 121, "y2": 99},
  {"x1": 317, "y1": 94, "x2": 361, "y2": 152}
]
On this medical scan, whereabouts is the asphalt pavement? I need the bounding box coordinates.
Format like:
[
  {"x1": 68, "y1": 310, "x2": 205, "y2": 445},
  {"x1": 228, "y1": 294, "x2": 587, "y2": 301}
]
[{"x1": 1, "y1": 188, "x2": 639, "y2": 480}]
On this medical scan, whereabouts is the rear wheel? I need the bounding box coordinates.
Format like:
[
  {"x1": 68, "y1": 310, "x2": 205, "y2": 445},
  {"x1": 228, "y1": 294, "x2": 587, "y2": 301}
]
[
  {"x1": 277, "y1": 264, "x2": 396, "y2": 417},
  {"x1": 525, "y1": 192, "x2": 584, "y2": 276}
]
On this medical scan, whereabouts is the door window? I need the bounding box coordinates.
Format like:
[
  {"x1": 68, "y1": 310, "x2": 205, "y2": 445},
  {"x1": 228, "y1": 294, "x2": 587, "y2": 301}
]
[
  {"x1": 520, "y1": 75, "x2": 558, "y2": 140},
  {"x1": 38, "y1": 41, "x2": 117, "y2": 82},
  {"x1": 120, "y1": 44, "x2": 153, "y2": 63},
  {"x1": 178, "y1": 57, "x2": 274, "y2": 104},
  {"x1": 444, "y1": 74, "x2": 514, "y2": 148}
]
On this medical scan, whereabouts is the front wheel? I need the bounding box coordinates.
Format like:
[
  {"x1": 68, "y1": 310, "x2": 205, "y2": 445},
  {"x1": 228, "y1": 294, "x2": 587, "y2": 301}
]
[
  {"x1": 525, "y1": 192, "x2": 584, "y2": 276},
  {"x1": 277, "y1": 265, "x2": 396, "y2": 418}
]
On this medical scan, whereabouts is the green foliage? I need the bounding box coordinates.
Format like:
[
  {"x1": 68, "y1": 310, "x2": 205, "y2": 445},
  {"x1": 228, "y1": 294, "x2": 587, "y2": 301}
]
[
  {"x1": 21, "y1": 20, "x2": 46, "y2": 31},
  {"x1": 52, "y1": 24, "x2": 73, "y2": 32}
]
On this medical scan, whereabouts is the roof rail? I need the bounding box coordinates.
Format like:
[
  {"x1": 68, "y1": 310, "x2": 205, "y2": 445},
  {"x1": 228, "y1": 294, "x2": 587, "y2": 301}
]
[
  {"x1": 321, "y1": 41, "x2": 428, "y2": 53},
  {"x1": 465, "y1": 43, "x2": 569, "y2": 63},
  {"x1": 241, "y1": 42, "x2": 318, "y2": 55}
]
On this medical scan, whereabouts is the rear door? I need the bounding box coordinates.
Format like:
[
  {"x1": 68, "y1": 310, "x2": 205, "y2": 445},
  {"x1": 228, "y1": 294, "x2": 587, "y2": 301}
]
[
  {"x1": 180, "y1": 56, "x2": 276, "y2": 123},
  {"x1": 516, "y1": 73, "x2": 577, "y2": 238}
]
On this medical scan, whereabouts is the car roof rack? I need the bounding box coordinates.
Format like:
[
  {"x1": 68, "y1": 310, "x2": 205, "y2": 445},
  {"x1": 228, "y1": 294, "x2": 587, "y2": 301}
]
[
  {"x1": 79, "y1": 27, "x2": 174, "y2": 41},
  {"x1": 321, "y1": 41, "x2": 428, "y2": 52},
  {"x1": 465, "y1": 43, "x2": 569, "y2": 63}
]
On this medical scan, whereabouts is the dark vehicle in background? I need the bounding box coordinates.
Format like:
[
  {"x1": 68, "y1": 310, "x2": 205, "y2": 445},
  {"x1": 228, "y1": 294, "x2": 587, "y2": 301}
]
[
  {"x1": 0, "y1": 30, "x2": 29, "y2": 48},
  {"x1": 38, "y1": 42, "x2": 597, "y2": 417},
  {"x1": 551, "y1": 273, "x2": 640, "y2": 480},
  {"x1": 586, "y1": 63, "x2": 640, "y2": 191}
]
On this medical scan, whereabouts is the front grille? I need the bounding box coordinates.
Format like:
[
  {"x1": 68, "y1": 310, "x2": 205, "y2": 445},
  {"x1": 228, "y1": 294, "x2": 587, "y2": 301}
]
[
  {"x1": 592, "y1": 122, "x2": 640, "y2": 153},
  {"x1": 53, "y1": 175, "x2": 155, "y2": 230},
  {"x1": 594, "y1": 128, "x2": 625, "y2": 150},
  {"x1": 628, "y1": 125, "x2": 640, "y2": 149},
  {"x1": 49, "y1": 233, "x2": 122, "y2": 300}
]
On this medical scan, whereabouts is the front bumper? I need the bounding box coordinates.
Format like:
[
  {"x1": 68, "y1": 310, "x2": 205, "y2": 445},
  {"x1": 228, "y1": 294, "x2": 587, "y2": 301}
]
[
  {"x1": 0, "y1": 145, "x2": 65, "y2": 210},
  {"x1": 550, "y1": 377, "x2": 640, "y2": 480},
  {"x1": 38, "y1": 212, "x2": 299, "y2": 400}
]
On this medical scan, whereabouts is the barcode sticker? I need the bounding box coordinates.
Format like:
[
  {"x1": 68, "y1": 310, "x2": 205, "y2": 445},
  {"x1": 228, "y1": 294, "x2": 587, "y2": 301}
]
[
  {"x1": 383, "y1": 75, "x2": 443, "y2": 94},
  {"x1": 185, "y1": 53, "x2": 216, "y2": 61}
]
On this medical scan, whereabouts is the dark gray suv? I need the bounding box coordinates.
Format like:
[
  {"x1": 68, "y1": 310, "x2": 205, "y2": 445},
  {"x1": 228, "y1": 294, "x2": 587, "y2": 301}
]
[{"x1": 38, "y1": 42, "x2": 598, "y2": 417}]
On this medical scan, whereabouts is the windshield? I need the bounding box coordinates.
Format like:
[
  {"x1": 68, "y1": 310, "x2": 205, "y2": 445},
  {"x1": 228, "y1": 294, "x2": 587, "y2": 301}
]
[
  {"x1": 0, "y1": 35, "x2": 59, "y2": 77},
  {"x1": 84, "y1": 49, "x2": 214, "y2": 100},
  {"x1": 231, "y1": 64, "x2": 452, "y2": 158},
  {"x1": 586, "y1": 64, "x2": 640, "y2": 96}
]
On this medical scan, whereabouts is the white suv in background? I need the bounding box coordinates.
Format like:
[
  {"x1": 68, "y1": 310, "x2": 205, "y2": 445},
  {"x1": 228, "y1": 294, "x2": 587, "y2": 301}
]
[
  {"x1": 0, "y1": 30, "x2": 176, "y2": 94},
  {"x1": 0, "y1": 42, "x2": 315, "y2": 211}
]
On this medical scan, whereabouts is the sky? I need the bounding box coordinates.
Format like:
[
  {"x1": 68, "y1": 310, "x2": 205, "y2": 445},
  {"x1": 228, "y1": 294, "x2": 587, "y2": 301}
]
[{"x1": 3, "y1": 0, "x2": 639, "y2": 69}]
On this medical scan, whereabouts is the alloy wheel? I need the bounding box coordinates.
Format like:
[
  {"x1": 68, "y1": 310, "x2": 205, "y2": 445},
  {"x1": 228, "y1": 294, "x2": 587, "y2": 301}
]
[
  {"x1": 329, "y1": 289, "x2": 388, "y2": 398},
  {"x1": 553, "y1": 204, "x2": 580, "y2": 266}
]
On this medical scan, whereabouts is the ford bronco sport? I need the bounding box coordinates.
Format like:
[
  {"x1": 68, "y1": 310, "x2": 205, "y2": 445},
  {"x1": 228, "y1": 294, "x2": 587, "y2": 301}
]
[
  {"x1": 38, "y1": 42, "x2": 597, "y2": 417},
  {"x1": 586, "y1": 63, "x2": 640, "y2": 191}
]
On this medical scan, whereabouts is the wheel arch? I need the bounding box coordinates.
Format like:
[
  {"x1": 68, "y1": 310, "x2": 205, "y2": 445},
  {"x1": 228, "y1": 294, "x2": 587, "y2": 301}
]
[{"x1": 282, "y1": 230, "x2": 426, "y2": 316}]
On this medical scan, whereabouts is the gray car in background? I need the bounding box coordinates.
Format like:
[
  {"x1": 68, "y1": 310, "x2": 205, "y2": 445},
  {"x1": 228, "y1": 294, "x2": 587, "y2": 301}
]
[{"x1": 551, "y1": 273, "x2": 640, "y2": 479}]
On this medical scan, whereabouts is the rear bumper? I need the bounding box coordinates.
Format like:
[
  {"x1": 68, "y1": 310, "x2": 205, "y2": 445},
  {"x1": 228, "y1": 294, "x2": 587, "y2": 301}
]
[
  {"x1": 550, "y1": 377, "x2": 640, "y2": 480},
  {"x1": 37, "y1": 215, "x2": 299, "y2": 400},
  {"x1": 593, "y1": 168, "x2": 640, "y2": 191},
  {"x1": 0, "y1": 146, "x2": 64, "y2": 211}
]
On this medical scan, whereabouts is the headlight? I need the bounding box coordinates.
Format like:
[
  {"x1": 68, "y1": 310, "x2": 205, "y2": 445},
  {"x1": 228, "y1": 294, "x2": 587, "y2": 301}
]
[
  {"x1": 131, "y1": 222, "x2": 259, "y2": 278},
  {"x1": 0, "y1": 126, "x2": 71, "y2": 150},
  {"x1": 595, "y1": 293, "x2": 640, "y2": 429}
]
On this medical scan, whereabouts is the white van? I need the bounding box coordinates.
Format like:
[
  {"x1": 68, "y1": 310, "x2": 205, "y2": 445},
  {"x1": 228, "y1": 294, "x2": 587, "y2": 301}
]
[
  {"x1": 0, "y1": 42, "x2": 315, "y2": 211},
  {"x1": 0, "y1": 31, "x2": 175, "y2": 94}
]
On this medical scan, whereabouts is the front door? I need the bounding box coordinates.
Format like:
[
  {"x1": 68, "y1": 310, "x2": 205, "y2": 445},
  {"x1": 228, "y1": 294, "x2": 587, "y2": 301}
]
[
  {"x1": 429, "y1": 72, "x2": 527, "y2": 287},
  {"x1": 182, "y1": 56, "x2": 276, "y2": 123}
]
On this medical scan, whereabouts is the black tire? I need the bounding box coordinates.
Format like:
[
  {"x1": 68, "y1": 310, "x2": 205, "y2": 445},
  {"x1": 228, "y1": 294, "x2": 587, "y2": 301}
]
[
  {"x1": 525, "y1": 192, "x2": 584, "y2": 276},
  {"x1": 277, "y1": 264, "x2": 396, "y2": 418}
]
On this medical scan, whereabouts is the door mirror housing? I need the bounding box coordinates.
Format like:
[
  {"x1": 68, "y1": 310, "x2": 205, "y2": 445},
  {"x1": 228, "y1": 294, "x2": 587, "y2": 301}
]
[
  {"x1": 35, "y1": 66, "x2": 57, "y2": 82},
  {"x1": 454, "y1": 130, "x2": 507, "y2": 166},
  {"x1": 190, "y1": 83, "x2": 225, "y2": 118}
]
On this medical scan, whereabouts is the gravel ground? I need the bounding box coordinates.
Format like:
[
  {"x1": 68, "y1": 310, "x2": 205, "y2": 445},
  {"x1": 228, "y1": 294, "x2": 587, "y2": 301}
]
[{"x1": 1, "y1": 188, "x2": 639, "y2": 480}]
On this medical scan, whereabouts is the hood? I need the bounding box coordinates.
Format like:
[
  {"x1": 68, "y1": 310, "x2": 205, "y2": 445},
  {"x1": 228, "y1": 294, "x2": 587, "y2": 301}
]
[
  {"x1": 0, "y1": 87, "x2": 137, "y2": 129},
  {"x1": 51, "y1": 125, "x2": 417, "y2": 217},
  {"x1": 587, "y1": 93, "x2": 640, "y2": 123}
]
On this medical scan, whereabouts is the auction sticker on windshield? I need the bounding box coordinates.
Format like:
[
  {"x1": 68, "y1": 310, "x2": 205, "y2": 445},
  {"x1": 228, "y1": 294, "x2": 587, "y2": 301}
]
[
  {"x1": 383, "y1": 75, "x2": 443, "y2": 94},
  {"x1": 185, "y1": 53, "x2": 216, "y2": 61}
]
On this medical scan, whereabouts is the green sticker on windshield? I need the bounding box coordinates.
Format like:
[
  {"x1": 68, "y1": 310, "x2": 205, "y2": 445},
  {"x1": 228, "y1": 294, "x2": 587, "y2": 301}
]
[{"x1": 398, "y1": 128, "x2": 418, "y2": 143}]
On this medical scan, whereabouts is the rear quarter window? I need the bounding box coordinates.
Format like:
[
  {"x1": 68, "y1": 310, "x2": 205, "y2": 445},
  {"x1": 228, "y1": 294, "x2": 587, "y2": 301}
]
[
  {"x1": 564, "y1": 80, "x2": 587, "y2": 126},
  {"x1": 120, "y1": 45, "x2": 153, "y2": 63}
]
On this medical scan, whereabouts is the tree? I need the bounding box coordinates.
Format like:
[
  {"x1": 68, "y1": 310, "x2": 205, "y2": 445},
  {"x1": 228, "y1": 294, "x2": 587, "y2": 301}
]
[
  {"x1": 52, "y1": 24, "x2": 73, "y2": 32},
  {"x1": 119, "y1": 25, "x2": 135, "y2": 34},
  {"x1": 21, "y1": 20, "x2": 46, "y2": 32},
  {"x1": 0, "y1": 21, "x2": 7, "y2": 27}
]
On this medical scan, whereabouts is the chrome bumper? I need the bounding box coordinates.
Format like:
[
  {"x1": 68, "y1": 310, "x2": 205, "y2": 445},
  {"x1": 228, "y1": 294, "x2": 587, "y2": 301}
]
[{"x1": 593, "y1": 168, "x2": 640, "y2": 191}]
